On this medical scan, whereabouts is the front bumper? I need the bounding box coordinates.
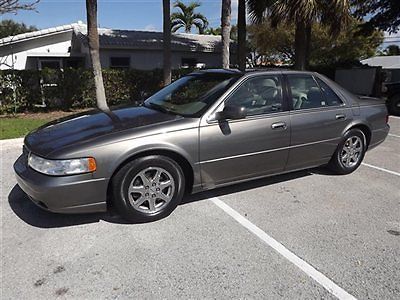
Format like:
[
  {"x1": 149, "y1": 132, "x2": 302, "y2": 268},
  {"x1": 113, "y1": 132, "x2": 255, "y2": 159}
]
[{"x1": 13, "y1": 152, "x2": 108, "y2": 214}]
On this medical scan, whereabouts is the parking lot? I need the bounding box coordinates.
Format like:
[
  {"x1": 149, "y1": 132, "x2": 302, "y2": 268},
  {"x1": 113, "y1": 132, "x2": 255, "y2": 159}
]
[{"x1": 1, "y1": 116, "x2": 399, "y2": 300}]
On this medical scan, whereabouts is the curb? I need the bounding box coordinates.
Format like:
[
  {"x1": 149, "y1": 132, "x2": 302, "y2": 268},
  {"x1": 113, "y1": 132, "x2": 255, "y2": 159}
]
[{"x1": 0, "y1": 137, "x2": 24, "y2": 148}]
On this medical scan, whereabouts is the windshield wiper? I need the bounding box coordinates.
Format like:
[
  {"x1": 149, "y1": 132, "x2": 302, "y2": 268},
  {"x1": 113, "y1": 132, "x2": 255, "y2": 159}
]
[{"x1": 145, "y1": 102, "x2": 180, "y2": 116}]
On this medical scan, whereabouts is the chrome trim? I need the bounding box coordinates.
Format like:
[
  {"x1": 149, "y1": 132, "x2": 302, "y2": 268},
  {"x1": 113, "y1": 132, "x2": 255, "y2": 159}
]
[{"x1": 199, "y1": 137, "x2": 340, "y2": 164}]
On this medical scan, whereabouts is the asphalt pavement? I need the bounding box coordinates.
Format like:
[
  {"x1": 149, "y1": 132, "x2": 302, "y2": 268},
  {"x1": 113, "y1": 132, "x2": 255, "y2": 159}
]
[{"x1": 1, "y1": 117, "x2": 399, "y2": 299}]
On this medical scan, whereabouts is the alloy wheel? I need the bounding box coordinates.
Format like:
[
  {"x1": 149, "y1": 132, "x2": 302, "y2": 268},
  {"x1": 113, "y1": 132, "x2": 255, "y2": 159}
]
[
  {"x1": 127, "y1": 167, "x2": 175, "y2": 213},
  {"x1": 340, "y1": 136, "x2": 363, "y2": 168}
]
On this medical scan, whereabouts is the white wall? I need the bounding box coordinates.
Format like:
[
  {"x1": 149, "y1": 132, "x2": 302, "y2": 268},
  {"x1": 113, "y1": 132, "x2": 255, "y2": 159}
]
[
  {"x1": 1, "y1": 31, "x2": 227, "y2": 71},
  {"x1": 0, "y1": 31, "x2": 73, "y2": 70},
  {"x1": 99, "y1": 48, "x2": 222, "y2": 70}
]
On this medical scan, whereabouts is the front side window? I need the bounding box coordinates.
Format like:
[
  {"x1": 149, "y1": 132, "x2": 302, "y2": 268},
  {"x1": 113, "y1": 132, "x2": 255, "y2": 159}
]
[
  {"x1": 287, "y1": 75, "x2": 325, "y2": 110},
  {"x1": 225, "y1": 75, "x2": 284, "y2": 116},
  {"x1": 144, "y1": 73, "x2": 241, "y2": 117}
]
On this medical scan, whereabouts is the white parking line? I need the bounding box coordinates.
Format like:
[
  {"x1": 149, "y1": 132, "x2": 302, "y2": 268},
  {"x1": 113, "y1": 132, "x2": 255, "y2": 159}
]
[
  {"x1": 211, "y1": 197, "x2": 357, "y2": 300},
  {"x1": 361, "y1": 163, "x2": 400, "y2": 177},
  {"x1": 388, "y1": 133, "x2": 400, "y2": 138}
]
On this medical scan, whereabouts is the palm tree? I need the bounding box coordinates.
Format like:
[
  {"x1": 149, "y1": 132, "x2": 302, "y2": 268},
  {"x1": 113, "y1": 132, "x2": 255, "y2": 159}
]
[
  {"x1": 237, "y1": 0, "x2": 246, "y2": 71},
  {"x1": 247, "y1": 0, "x2": 351, "y2": 70},
  {"x1": 86, "y1": 0, "x2": 108, "y2": 110},
  {"x1": 221, "y1": 0, "x2": 231, "y2": 68},
  {"x1": 204, "y1": 27, "x2": 221, "y2": 35},
  {"x1": 171, "y1": 1, "x2": 208, "y2": 34},
  {"x1": 163, "y1": 0, "x2": 171, "y2": 86}
]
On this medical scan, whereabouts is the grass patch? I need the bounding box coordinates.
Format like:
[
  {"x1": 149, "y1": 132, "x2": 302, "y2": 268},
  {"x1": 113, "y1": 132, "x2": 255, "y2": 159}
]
[
  {"x1": 0, "y1": 118, "x2": 50, "y2": 140},
  {"x1": 0, "y1": 109, "x2": 88, "y2": 140}
]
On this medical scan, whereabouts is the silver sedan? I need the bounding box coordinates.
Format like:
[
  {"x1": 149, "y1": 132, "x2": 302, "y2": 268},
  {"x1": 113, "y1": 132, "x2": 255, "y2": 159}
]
[{"x1": 14, "y1": 69, "x2": 390, "y2": 222}]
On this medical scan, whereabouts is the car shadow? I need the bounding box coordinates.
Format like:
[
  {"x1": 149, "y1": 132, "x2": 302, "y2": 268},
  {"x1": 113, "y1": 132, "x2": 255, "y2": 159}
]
[
  {"x1": 8, "y1": 168, "x2": 320, "y2": 228},
  {"x1": 8, "y1": 185, "x2": 130, "y2": 228},
  {"x1": 182, "y1": 169, "x2": 313, "y2": 204}
]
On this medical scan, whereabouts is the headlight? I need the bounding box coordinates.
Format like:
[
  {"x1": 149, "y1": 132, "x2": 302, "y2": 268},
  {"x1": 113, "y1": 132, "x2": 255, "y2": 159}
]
[{"x1": 28, "y1": 153, "x2": 96, "y2": 176}]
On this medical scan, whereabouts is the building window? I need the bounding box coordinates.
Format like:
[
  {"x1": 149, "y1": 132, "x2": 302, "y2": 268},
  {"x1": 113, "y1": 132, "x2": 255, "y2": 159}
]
[
  {"x1": 181, "y1": 58, "x2": 197, "y2": 68},
  {"x1": 64, "y1": 58, "x2": 84, "y2": 69},
  {"x1": 39, "y1": 59, "x2": 62, "y2": 70},
  {"x1": 110, "y1": 57, "x2": 130, "y2": 69}
]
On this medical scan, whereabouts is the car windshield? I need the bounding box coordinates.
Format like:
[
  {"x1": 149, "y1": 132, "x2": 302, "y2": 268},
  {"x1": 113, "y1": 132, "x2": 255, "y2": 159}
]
[{"x1": 144, "y1": 73, "x2": 241, "y2": 117}]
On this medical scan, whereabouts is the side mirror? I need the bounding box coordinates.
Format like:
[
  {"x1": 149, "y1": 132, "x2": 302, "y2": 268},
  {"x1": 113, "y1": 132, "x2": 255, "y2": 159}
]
[{"x1": 215, "y1": 105, "x2": 247, "y2": 120}]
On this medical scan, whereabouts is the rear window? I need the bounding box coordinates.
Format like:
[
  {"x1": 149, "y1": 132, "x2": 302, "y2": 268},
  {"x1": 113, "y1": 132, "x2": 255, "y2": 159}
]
[{"x1": 316, "y1": 78, "x2": 344, "y2": 106}]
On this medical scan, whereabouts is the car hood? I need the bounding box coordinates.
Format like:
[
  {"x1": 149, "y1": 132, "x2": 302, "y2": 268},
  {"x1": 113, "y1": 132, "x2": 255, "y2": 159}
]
[{"x1": 25, "y1": 105, "x2": 181, "y2": 157}]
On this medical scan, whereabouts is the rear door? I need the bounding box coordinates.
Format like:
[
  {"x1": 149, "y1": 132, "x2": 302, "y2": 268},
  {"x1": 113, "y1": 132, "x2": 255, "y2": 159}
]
[
  {"x1": 199, "y1": 74, "x2": 291, "y2": 188},
  {"x1": 285, "y1": 74, "x2": 350, "y2": 171}
]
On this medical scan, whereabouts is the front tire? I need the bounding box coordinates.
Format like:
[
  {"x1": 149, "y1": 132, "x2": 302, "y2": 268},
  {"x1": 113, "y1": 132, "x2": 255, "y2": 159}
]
[
  {"x1": 111, "y1": 155, "x2": 185, "y2": 223},
  {"x1": 328, "y1": 129, "x2": 366, "y2": 175}
]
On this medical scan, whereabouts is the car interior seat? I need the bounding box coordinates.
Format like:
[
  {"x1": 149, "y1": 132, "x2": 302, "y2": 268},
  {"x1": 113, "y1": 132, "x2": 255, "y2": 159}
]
[{"x1": 302, "y1": 87, "x2": 323, "y2": 109}]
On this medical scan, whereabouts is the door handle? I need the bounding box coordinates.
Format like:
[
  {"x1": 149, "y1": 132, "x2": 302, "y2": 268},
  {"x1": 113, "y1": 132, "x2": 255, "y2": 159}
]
[
  {"x1": 335, "y1": 114, "x2": 346, "y2": 120},
  {"x1": 271, "y1": 122, "x2": 287, "y2": 130}
]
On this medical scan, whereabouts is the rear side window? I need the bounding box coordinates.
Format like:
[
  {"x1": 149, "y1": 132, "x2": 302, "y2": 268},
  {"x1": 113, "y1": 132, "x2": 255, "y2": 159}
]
[
  {"x1": 316, "y1": 78, "x2": 344, "y2": 106},
  {"x1": 287, "y1": 75, "x2": 325, "y2": 110}
]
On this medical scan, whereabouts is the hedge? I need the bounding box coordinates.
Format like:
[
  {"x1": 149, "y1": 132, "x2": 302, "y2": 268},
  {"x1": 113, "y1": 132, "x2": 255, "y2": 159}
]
[{"x1": 0, "y1": 68, "x2": 191, "y2": 114}]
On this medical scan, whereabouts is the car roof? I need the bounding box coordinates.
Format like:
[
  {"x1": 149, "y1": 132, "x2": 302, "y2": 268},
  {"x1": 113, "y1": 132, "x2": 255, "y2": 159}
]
[{"x1": 190, "y1": 68, "x2": 317, "y2": 77}]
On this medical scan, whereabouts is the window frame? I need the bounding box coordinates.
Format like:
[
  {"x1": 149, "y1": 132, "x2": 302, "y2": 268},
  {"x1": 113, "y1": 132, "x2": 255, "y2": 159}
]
[
  {"x1": 284, "y1": 73, "x2": 346, "y2": 112},
  {"x1": 109, "y1": 56, "x2": 131, "y2": 69}
]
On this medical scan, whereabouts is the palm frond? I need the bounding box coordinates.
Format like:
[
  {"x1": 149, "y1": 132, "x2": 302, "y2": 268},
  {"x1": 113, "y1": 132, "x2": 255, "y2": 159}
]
[
  {"x1": 171, "y1": 23, "x2": 184, "y2": 33},
  {"x1": 170, "y1": 0, "x2": 208, "y2": 33},
  {"x1": 246, "y1": 0, "x2": 277, "y2": 24},
  {"x1": 193, "y1": 19, "x2": 207, "y2": 34}
]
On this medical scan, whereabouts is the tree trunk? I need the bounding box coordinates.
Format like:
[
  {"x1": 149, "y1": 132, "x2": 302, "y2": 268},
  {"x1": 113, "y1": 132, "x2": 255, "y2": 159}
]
[
  {"x1": 86, "y1": 0, "x2": 108, "y2": 111},
  {"x1": 221, "y1": 0, "x2": 231, "y2": 69},
  {"x1": 163, "y1": 0, "x2": 172, "y2": 86},
  {"x1": 237, "y1": 0, "x2": 246, "y2": 71},
  {"x1": 294, "y1": 21, "x2": 312, "y2": 70}
]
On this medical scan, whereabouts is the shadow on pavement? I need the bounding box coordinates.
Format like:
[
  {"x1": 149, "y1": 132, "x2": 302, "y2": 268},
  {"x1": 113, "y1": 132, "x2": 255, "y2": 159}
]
[
  {"x1": 9, "y1": 168, "x2": 316, "y2": 228},
  {"x1": 182, "y1": 169, "x2": 313, "y2": 204},
  {"x1": 8, "y1": 185, "x2": 130, "y2": 228}
]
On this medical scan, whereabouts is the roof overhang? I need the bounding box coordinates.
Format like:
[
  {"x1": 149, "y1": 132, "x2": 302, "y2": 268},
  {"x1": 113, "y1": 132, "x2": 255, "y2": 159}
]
[{"x1": 26, "y1": 52, "x2": 85, "y2": 58}]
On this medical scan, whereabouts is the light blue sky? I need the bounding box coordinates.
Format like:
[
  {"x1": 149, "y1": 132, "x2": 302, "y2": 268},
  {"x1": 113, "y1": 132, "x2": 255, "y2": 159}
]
[
  {"x1": 2, "y1": 0, "x2": 399, "y2": 47},
  {"x1": 2, "y1": 0, "x2": 238, "y2": 31}
]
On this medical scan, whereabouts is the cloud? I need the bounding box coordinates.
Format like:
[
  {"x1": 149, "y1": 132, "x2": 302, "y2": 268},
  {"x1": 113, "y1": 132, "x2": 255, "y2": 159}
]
[{"x1": 143, "y1": 24, "x2": 157, "y2": 32}]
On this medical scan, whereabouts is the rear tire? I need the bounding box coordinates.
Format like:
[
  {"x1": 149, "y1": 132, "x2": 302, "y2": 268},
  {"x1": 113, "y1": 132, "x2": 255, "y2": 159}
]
[
  {"x1": 111, "y1": 155, "x2": 185, "y2": 223},
  {"x1": 328, "y1": 129, "x2": 366, "y2": 175}
]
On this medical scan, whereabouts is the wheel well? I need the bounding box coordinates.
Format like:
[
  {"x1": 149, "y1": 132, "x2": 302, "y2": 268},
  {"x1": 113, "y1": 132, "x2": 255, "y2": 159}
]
[
  {"x1": 349, "y1": 124, "x2": 371, "y2": 148},
  {"x1": 106, "y1": 149, "x2": 194, "y2": 207}
]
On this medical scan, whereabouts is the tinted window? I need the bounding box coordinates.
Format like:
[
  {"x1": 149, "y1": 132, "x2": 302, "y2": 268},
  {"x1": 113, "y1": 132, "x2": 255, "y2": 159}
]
[
  {"x1": 110, "y1": 57, "x2": 130, "y2": 69},
  {"x1": 316, "y1": 78, "x2": 343, "y2": 106},
  {"x1": 287, "y1": 75, "x2": 325, "y2": 110},
  {"x1": 226, "y1": 76, "x2": 284, "y2": 116},
  {"x1": 145, "y1": 73, "x2": 240, "y2": 117}
]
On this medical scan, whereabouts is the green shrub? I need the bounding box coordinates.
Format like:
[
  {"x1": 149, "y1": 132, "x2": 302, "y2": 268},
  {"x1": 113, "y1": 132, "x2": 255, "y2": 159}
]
[{"x1": 0, "y1": 68, "x2": 191, "y2": 114}]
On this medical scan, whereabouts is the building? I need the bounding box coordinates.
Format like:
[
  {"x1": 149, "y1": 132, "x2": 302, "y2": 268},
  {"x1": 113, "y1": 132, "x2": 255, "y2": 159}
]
[
  {"x1": 0, "y1": 21, "x2": 232, "y2": 71},
  {"x1": 361, "y1": 55, "x2": 400, "y2": 82},
  {"x1": 361, "y1": 55, "x2": 400, "y2": 69}
]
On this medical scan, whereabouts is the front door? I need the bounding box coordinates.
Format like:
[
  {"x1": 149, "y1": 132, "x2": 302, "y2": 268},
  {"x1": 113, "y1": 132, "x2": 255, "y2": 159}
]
[{"x1": 199, "y1": 74, "x2": 291, "y2": 188}]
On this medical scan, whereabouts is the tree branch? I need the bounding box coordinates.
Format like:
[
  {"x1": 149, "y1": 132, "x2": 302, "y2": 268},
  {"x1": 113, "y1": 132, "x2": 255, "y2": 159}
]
[{"x1": 0, "y1": 0, "x2": 40, "y2": 14}]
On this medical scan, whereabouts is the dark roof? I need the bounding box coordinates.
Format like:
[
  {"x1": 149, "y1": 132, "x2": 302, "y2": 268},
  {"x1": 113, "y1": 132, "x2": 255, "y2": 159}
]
[{"x1": 0, "y1": 22, "x2": 231, "y2": 53}]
